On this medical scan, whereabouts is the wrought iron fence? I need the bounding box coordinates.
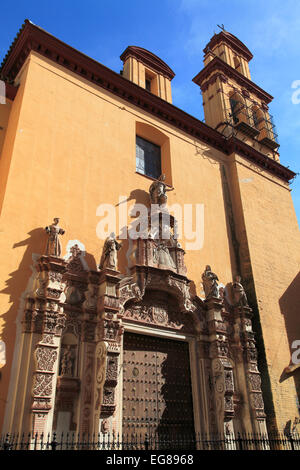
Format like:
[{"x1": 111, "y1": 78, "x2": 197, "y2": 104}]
[{"x1": 1, "y1": 431, "x2": 300, "y2": 451}]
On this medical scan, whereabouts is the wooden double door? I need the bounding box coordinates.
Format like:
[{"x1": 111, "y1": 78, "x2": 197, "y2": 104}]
[{"x1": 122, "y1": 332, "x2": 195, "y2": 441}]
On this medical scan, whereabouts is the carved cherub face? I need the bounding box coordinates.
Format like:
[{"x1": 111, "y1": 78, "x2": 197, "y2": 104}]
[{"x1": 54, "y1": 218, "x2": 60, "y2": 224}]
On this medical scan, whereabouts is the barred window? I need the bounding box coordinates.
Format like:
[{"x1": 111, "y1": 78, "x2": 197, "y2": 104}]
[{"x1": 136, "y1": 135, "x2": 161, "y2": 180}]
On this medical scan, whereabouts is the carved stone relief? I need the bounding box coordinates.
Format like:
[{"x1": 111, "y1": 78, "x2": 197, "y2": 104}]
[
  {"x1": 33, "y1": 373, "x2": 53, "y2": 397},
  {"x1": 35, "y1": 346, "x2": 57, "y2": 372},
  {"x1": 123, "y1": 296, "x2": 194, "y2": 333}
]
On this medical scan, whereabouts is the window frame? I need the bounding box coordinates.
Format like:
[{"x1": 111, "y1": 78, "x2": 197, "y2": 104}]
[
  {"x1": 145, "y1": 78, "x2": 152, "y2": 92},
  {"x1": 136, "y1": 135, "x2": 162, "y2": 180}
]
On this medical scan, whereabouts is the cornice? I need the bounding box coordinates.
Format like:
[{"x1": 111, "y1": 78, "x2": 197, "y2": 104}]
[
  {"x1": 0, "y1": 21, "x2": 295, "y2": 183},
  {"x1": 192, "y1": 56, "x2": 273, "y2": 104},
  {"x1": 227, "y1": 136, "x2": 296, "y2": 182}
]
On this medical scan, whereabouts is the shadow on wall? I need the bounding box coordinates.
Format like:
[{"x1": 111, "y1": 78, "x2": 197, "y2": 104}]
[
  {"x1": 0, "y1": 226, "x2": 100, "y2": 425},
  {"x1": 116, "y1": 188, "x2": 149, "y2": 274},
  {"x1": 279, "y1": 271, "x2": 300, "y2": 410},
  {"x1": 0, "y1": 228, "x2": 46, "y2": 419},
  {"x1": 85, "y1": 252, "x2": 97, "y2": 271},
  {"x1": 116, "y1": 188, "x2": 150, "y2": 208}
]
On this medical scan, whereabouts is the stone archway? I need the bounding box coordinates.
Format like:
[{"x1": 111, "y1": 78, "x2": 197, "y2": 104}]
[{"x1": 117, "y1": 258, "x2": 204, "y2": 445}]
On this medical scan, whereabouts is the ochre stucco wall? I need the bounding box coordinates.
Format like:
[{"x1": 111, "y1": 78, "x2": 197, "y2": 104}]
[{"x1": 0, "y1": 51, "x2": 234, "y2": 428}]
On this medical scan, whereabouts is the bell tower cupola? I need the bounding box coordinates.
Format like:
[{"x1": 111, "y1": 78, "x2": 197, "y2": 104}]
[
  {"x1": 120, "y1": 46, "x2": 175, "y2": 103},
  {"x1": 203, "y1": 28, "x2": 253, "y2": 79},
  {"x1": 193, "y1": 28, "x2": 280, "y2": 160}
]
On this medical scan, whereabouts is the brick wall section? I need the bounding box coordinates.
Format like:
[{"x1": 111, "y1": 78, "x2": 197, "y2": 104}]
[{"x1": 233, "y1": 156, "x2": 300, "y2": 432}]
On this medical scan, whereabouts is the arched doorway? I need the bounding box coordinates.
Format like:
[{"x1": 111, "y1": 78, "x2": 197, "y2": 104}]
[
  {"x1": 120, "y1": 285, "x2": 199, "y2": 448},
  {"x1": 122, "y1": 331, "x2": 195, "y2": 441}
]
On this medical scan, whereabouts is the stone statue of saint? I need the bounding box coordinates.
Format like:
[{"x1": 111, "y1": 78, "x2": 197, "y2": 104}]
[
  {"x1": 101, "y1": 419, "x2": 109, "y2": 434},
  {"x1": 232, "y1": 275, "x2": 248, "y2": 307},
  {"x1": 45, "y1": 218, "x2": 65, "y2": 257},
  {"x1": 154, "y1": 242, "x2": 176, "y2": 269},
  {"x1": 60, "y1": 345, "x2": 74, "y2": 376},
  {"x1": 99, "y1": 233, "x2": 122, "y2": 270},
  {"x1": 202, "y1": 265, "x2": 219, "y2": 299},
  {"x1": 149, "y1": 174, "x2": 174, "y2": 206}
]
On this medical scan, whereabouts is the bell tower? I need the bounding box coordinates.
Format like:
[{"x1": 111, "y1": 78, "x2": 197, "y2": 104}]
[
  {"x1": 120, "y1": 46, "x2": 175, "y2": 103},
  {"x1": 193, "y1": 29, "x2": 280, "y2": 161}
]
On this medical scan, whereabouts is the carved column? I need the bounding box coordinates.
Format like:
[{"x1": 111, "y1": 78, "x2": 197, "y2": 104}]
[
  {"x1": 205, "y1": 297, "x2": 235, "y2": 435},
  {"x1": 23, "y1": 256, "x2": 66, "y2": 436},
  {"x1": 77, "y1": 271, "x2": 98, "y2": 435},
  {"x1": 236, "y1": 305, "x2": 267, "y2": 434},
  {"x1": 195, "y1": 338, "x2": 213, "y2": 435},
  {"x1": 136, "y1": 237, "x2": 147, "y2": 265},
  {"x1": 97, "y1": 268, "x2": 123, "y2": 436},
  {"x1": 138, "y1": 236, "x2": 156, "y2": 267},
  {"x1": 53, "y1": 244, "x2": 89, "y2": 434},
  {"x1": 169, "y1": 246, "x2": 187, "y2": 275},
  {"x1": 77, "y1": 267, "x2": 123, "y2": 436}
]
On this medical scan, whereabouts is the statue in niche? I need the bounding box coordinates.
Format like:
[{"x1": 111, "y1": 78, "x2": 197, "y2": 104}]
[
  {"x1": 154, "y1": 242, "x2": 176, "y2": 269},
  {"x1": 45, "y1": 218, "x2": 65, "y2": 257},
  {"x1": 202, "y1": 265, "x2": 219, "y2": 299},
  {"x1": 232, "y1": 275, "x2": 248, "y2": 307},
  {"x1": 60, "y1": 345, "x2": 74, "y2": 377},
  {"x1": 99, "y1": 233, "x2": 122, "y2": 270},
  {"x1": 149, "y1": 174, "x2": 174, "y2": 206},
  {"x1": 101, "y1": 419, "x2": 109, "y2": 434}
]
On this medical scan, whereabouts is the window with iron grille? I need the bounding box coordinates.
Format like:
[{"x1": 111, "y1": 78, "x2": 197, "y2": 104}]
[{"x1": 136, "y1": 135, "x2": 161, "y2": 179}]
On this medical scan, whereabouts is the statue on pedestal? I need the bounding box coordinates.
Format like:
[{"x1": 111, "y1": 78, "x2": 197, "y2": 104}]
[
  {"x1": 149, "y1": 174, "x2": 174, "y2": 206},
  {"x1": 154, "y1": 242, "x2": 176, "y2": 269},
  {"x1": 232, "y1": 275, "x2": 248, "y2": 307},
  {"x1": 45, "y1": 218, "x2": 65, "y2": 257},
  {"x1": 99, "y1": 233, "x2": 122, "y2": 270},
  {"x1": 202, "y1": 265, "x2": 219, "y2": 299}
]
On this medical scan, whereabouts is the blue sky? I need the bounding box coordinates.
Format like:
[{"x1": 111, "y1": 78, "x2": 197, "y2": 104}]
[{"x1": 1, "y1": 0, "x2": 299, "y2": 225}]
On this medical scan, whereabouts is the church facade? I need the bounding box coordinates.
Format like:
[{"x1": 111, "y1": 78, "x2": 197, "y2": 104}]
[{"x1": 0, "y1": 20, "x2": 299, "y2": 442}]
